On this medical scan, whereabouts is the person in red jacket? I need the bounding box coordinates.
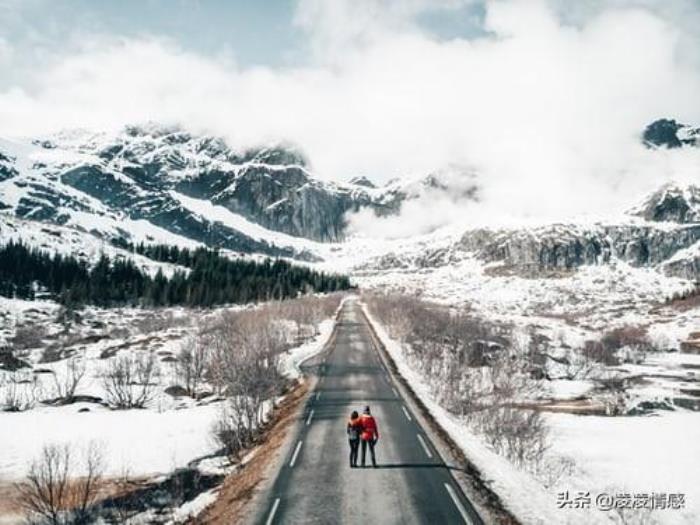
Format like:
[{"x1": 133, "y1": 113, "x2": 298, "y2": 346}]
[{"x1": 359, "y1": 405, "x2": 379, "y2": 467}]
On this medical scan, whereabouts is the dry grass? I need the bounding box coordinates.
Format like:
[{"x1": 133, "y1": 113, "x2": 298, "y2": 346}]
[{"x1": 194, "y1": 381, "x2": 309, "y2": 525}]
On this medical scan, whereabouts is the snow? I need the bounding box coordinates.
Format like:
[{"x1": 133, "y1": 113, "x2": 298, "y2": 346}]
[
  {"x1": 0, "y1": 403, "x2": 220, "y2": 480},
  {"x1": 548, "y1": 411, "x2": 700, "y2": 524},
  {"x1": 279, "y1": 319, "x2": 335, "y2": 379},
  {"x1": 361, "y1": 302, "x2": 574, "y2": 524},
  {"x1": 0, "y1": 214, "x2": 188, "y2": 278},
  {"x1": 279, "y1": 296, "x2": 349, "y2": 378},
  {"x1": 169, "y1": 191, "x2": 323, "y2": 252},
  {"x1": 0, "y1": 297, "x2": 342, "y2": 488},
  {"x1": 361, "y1": 301, "x2": 699, "y2": 525},
  {"x1": 167, "y1": 488, "x2": 219, "y2": 524}
]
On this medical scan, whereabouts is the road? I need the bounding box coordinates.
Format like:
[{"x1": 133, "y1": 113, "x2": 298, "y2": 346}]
[{"x1": 252, "y1": 299, "x2": 484, "y2": 524}]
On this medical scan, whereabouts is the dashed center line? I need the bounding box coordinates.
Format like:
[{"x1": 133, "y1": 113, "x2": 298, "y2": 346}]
[
  {"x1": 289, "y1": 440, "x2": 303, "y2": 468},
  {"x1": 444, "y1": 483, "x2": 473, "y2": 524},
  {"x1": 265, "y1": 498, "x2": 281, "y2": 525},
  {"x1": 305, "y1": 409, "x2": 315, "y2": 426},
  {"x1": 315, "y1": 391, "x2": 321, "y2": 401},
  {"x1": 417, "y1": 434, "x2": 433, "y2": 458},
  {"x1": 401, "y1": 405, "x2": 413, "y2": 421}
]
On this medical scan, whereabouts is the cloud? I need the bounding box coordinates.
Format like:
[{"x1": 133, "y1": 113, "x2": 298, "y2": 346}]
[{"x1": 1, "y1": 0, "x2": 700, "y2": 236}]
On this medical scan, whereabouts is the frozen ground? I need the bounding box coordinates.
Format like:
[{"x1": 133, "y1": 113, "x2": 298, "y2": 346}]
[{"x1": 363, "y1": 300, "x2": 700, "y2": 525}]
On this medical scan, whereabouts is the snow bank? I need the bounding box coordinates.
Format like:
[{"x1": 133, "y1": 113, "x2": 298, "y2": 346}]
[{"x1": 361, "y1": 302, "x2": 605, "y2": 525}]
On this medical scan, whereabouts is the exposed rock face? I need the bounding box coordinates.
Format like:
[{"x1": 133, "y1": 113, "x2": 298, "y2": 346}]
[
  {"x1": 3, "y1": 126, "x2": 476, "y2": 248},
  {"x1": 628, "y1": 183, "x2": 700, "y2": 224},
  {"x1": 0, "y1": 125, "x2": 482, "y2": 246},
  {"x1": 643, "y1": 118, "x2": 699, "y2": 148},
  {"x1": 459, "y1": 223, "x2": 700, "y2": 271}
]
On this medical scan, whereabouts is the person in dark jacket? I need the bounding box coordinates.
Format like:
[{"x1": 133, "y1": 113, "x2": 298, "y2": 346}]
[
  {"x1": 359, "y1": 405, "x2": 379, "y2": 467},
  {"x1": 347, "y1": 410, "x2": 362, "y2": 467}
]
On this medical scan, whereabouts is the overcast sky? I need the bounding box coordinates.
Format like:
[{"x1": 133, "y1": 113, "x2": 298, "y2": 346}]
[{"x1": 1, "y1": 0, "x2": 699, "y2": 228}]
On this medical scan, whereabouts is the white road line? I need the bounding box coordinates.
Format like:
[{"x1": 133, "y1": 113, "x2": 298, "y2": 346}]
[
  {"x1": 305, "y1": 409, "x2": 315, "y2": 426},
  {"x1": 289, "y1": 440, "x2": 303, "y2": 468},
  {"x1": 392, "y1": 386, "x2": 399, "y2": 396},
  {"x1": 417, "y1": 434, "x2": 433, "y2": 458},
  {"x1": 265, "y1": 498, "x2": 281, "y2": 525},
  {"x1": 444, "y1": 483, "x2": 473, "y2": 524},
  {"x1": 315, "y1": 391, "x2": 321, "y2": 401},
  {"x1": 401, "y1": 405, "x2": 412, "y2": 422}
]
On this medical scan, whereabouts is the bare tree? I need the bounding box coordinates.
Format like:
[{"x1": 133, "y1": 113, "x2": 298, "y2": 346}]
[
  {"x1": 365, "y1": 292, "x2": 550, "y2": 470},
  {"x1": 73, "y1": 441, "x2": 105, "y2": 524},
  {"x1": 52, "y1": 357, "x2": 86, "y2": 403},
  {"x1": 15, "y1": 443, "x2": 71, "y2": 525},
  {"x1": 176, "y1": 336, "x2": 209, "y2": 398},
  {"x1": 15, "y1": 441, "x2": 105, "y2": 525},
  {"x1": 1, "y1": 371, "x2": 42, "y2": 411},
  {"x1": 102, "y1": 352, "x2": 160, "y2": 409}
]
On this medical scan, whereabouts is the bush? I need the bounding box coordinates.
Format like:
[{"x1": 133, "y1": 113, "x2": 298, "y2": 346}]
[
  {"x1": 15, "y1": 442, "x2": 105, "y2": 525},
  {"x1": 364, "y1": 292, "x2": 548, "y2": 469},
  {"x1": 102, "y1": 353, "x2": 160, "y2": 409},
  {"x1": 175, "y1": 336, "x2": 209, "y2": 398}
]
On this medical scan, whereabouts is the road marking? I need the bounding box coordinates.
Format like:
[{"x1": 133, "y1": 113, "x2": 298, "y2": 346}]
[
  {"x1": 289, "y1": 440, "x2": 303, "y2": 468},
  {"x1": 265, "y1": 498, "x2": 281, "y2": 525},
  {"x1": 315, "y1": 391, "x2": 321, "y2": 401},
  {"x1": 401, "y1": 405, "x2": 412, "y2": 421},
  {"x1": 392, "y1": 386, "x2": 399, "y2": 396},
  {"x1": 417, "y1": 434, "x2": 433, "y2": 458},
  {"x1": 305, "y1": 409, "x2": 315, "y2": 426},
  {"x1": 444, "y1": 483, "x2": 473, "y2": 524}
]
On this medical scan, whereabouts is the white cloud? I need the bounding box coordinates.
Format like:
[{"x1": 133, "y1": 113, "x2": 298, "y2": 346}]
[{"x1": 0, "y1": 0, "x2": 699, "y2": 236}]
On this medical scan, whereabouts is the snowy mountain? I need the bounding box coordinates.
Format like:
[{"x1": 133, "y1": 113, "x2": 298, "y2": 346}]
[
  {"x1": 0, "y1": 125, "x2": 481, "y2": 262},
  {"x1": 643, "y1": 118, "x2": 700, "y2": 148},
  {"x1": 629, "y1": 182, "x2": 700, "y2": 224}
]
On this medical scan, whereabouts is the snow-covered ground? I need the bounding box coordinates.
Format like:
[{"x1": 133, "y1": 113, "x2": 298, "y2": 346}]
[
  {"x1": 0, "y1": 295, "x2": 341, "y2": 523},
  {"x1": 362, "y1": 301, "x2": 700, "y2": 525}
]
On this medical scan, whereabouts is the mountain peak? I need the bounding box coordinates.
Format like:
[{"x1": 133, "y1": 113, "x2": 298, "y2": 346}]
[
  {"x1": 629, "y1": 182, "x2": 700, "y2": 224},
  {"x1": 643, "y1": 118, "x2": 699, "y2": 149},
  {"x1": 348, "y1": 176, "x2": 376, "y2": 188}
]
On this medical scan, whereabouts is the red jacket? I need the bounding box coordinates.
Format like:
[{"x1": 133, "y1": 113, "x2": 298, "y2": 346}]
[{"x1": 359, "y1": 414, "x2": 379, "y2": 441}]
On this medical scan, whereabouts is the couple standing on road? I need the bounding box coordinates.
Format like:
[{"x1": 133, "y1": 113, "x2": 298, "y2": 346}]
[{"x1": 347, "y1": 406, "x2": 379, "y2": 468}]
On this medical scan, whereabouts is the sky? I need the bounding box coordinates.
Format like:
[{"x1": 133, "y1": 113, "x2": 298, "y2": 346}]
[{"x1": 1, "y1": 0, "x2": 700, "y2": 232}]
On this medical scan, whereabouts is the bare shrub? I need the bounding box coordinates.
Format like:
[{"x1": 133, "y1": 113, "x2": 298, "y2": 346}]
[
  {"x1": 533, "y1": 455, "x2": 577, "y2": 488},
  {"x1": 102, "y1": 353, "x2": 160, "y2": 409},
  {"x1": 595, "y1": 371, "x2": 629, "y2": 415},
  {"x1": 52, "y1": 357, "x2": 86, "y2": 402},
  {"x1": 1, "y1": 371, "x2": 42, "y2": 411},
  {"x1": 602, "y1": 326, "x2": 652, "y2": 364},
  {"x1": 581, "y1": 340, "x2": 621, "y2": 366},
  {"x1": 561, "y1": 347, "x2": 596, "y2": 380},
  {"x1": 210, "y1": 309, "x2": 287, "y2": 458},
  {"x1": 364, "y1": 292, "x2": 549, "y2": 470},
  {"x1": 16, "y1": 443, "x2": 71, "y2": 525},
  {"x1": 176, "y1": 336, "x2": 209, "y2": 398},
  {"x1": 473, "y1": 407, "x2": 548, "y2": 468},
  {"x1": 72, "y1": 442, "x2": 105, "y2": 523},
  {"x1": 15, "y1": 442, "x2": 105, "y2": 525},
  {"x1": 11, "y1": 324, "x2": 48, "y2": 350}
]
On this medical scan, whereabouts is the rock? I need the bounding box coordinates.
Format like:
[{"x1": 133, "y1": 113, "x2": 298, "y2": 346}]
[
  {"x1": 643, "y1": 118, "x2": 699, "y2": 148},
  {"x1": 165, "y1": 385, "x2": 189, "y2": 397}
]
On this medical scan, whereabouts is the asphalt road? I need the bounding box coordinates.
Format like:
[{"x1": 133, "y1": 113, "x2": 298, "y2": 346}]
[{"x1": 253, "y1": 299, "x2": 483, "y2": 525}]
